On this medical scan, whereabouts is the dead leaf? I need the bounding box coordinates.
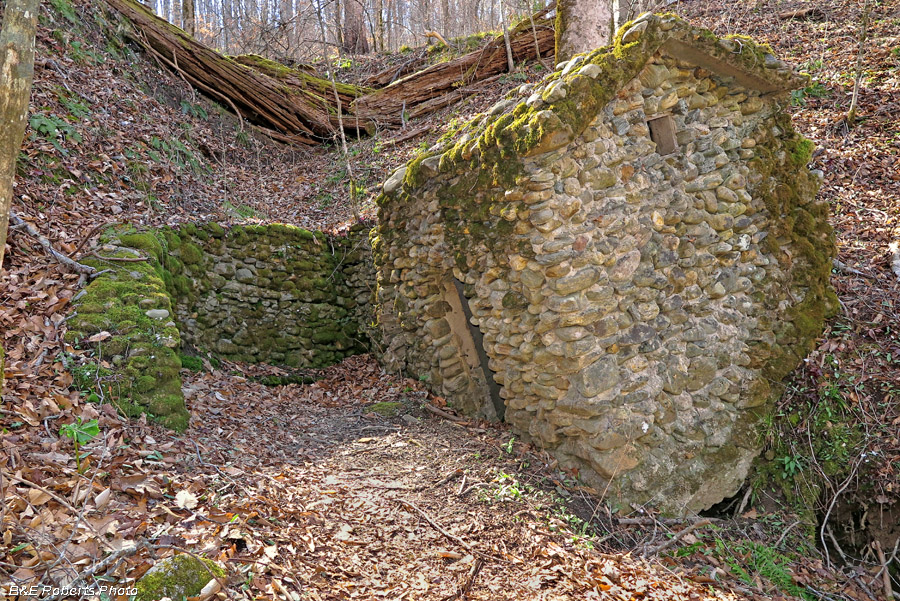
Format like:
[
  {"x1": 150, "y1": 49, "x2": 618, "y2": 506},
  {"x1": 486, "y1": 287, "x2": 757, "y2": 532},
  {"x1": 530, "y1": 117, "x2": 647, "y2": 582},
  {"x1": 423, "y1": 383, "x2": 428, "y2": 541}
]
[{"x1": 175, "y1": 490, "x2": 199, "y2": 510}]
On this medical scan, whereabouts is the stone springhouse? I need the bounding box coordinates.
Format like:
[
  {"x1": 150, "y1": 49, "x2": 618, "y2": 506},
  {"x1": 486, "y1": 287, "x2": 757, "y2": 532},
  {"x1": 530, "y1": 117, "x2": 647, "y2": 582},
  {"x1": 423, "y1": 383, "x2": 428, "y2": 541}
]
[{"x1": 373, "y1": 14, "x2": 837, "y2": 514}]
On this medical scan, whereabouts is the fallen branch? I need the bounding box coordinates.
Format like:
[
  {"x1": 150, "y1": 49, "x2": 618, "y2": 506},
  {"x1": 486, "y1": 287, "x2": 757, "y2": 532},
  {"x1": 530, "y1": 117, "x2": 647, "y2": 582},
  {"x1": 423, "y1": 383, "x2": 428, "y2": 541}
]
[
  {"x1": 424, "y1": 30, "x2": 449, "y2": 47},
  {"x1": 10, "y1": 212, "x2": 97, "y2": 275},
  {"x1": 45, "y1": 542, "x2": 148, "y2": 601},
  {"x1": 87, "y1": 250, "x2": 150, "y2": 262},
  {"x1": 399, "y1": 499, "x2": 493, "y2": 560},
  {"x1": 444, "y1": 557, "x2": 484, "y2": 601},
  {"x1": 832, "y1": 258, "x2": 874, "y2": 279},
  {"x1": 873, "y1": 538, "x2": 900, "y2": 596},
  {"x1": 875, "y1": 540, "x2": 895, "y2": 601},
  {"x1": 382, "y1": 124, "x2": 431, "y2": 147},
  {"x1": 2, "y1": 471, "x2": 116, "y2": 551},
  {"x1": 643, "y1": 519, "x2": 713, "y2": 556},
  {"x1": 424, "y1": 403, "x2": 468, "y2": 423},
  {"x1": 778, "y1": 7, "x2": 825, "y2": 20},
  {"x1": 71, "y1": 220, "x2": 113, "y2": 258}
]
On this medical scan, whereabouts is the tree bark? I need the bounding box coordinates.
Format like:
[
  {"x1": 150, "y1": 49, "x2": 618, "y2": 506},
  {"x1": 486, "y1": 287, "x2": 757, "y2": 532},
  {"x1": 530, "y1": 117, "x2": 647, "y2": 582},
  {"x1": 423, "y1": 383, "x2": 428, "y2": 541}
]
[
  {"x1": 847, "y1": 0, "x2": 870, "y2": 125},
  {"x1": 375, "y1": 0, "x2": 384, "y2": 51},
  {"x1": 355, "y1": 9, "x2": 554, "y2": 124},
  {"x1": 441, "y1": 0, "x2": 450, "y2": 38},
  {"x1": 498, "y1": 0, "x2": 514, "y2": 73},
  {"x1": 0, "y1": 0, "x2": 40, "y2": 388},
  {"x1": 105, "y1": 0, "x2": 375, "y2": 140},
  {"x1": 555, "y1": 0, "x2": 612, "y2": 62},
  {"x1": 0, "y1": 0, "x2": 39, "y2": 273},
  {"x1": 182, "y1": 0, "x2": 196, "y2": 35},
  {"x1": 342, "y1": 0, "x2": 369, "y2": 54}
]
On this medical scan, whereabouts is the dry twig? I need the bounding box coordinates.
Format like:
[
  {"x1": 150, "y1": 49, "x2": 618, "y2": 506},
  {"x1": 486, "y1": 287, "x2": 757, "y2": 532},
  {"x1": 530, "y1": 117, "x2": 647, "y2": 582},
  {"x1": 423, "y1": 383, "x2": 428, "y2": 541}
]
[
  {"x1": 9, "y1": 212, "x2": 96, "y2": 275},
  {"x1": 643, "y1": 519, "x2": 713, "y2": 556}
]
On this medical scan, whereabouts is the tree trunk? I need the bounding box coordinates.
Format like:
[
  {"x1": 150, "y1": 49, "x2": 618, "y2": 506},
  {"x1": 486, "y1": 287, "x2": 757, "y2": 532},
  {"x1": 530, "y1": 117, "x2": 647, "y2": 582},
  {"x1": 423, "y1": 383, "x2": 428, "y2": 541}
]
[
  {"x1": 498, "y1": 0, "x2": 514, "y2": 72},
  {"x1": 847, "y1": 0, "x2": 870, "y2": 125},
  {"x1": 0, "y1": 0, "x2": 39, "y2": 272},
  {"x1": 441, "y1": 0, "x2": 450, "y2": 38},
  {"x1": 342, "y1": 0, "x2": 369, "y2": 54},
  {"x1": 355, "y1": 9, "x2": 554, "y2": 124},
  {"x1": 0, "y1": 0, "x2": 39, "y2": 389},
  {"x1": 333, "y1": 0, "x2": 343, "y2": 49},
  {"x1": 375, "y1": 0, "x2": 384, "y2": 51},
  {"x1": 182, "y1": 0, "x2": 195, "y2": 35},
  {"x1": 105, "y1": 0, "x2": 375, "y2": 140},
  {"x1": 555, "y1": 0, "x2": 612, "y2": 62}
]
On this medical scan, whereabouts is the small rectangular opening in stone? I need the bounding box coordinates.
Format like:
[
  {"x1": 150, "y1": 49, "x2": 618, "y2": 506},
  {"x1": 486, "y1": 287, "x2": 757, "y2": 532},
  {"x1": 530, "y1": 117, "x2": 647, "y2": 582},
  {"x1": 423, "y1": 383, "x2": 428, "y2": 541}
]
[{"x1": 647, "y1": 115, "x2": 677, "y2": 155}]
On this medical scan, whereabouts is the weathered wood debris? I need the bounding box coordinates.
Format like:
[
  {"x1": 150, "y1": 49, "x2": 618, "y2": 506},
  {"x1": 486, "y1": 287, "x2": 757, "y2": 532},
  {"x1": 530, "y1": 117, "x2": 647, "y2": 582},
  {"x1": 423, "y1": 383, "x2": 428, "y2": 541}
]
[{"x1": 105, "y1": 0, "x2": 554, "y2": 144}]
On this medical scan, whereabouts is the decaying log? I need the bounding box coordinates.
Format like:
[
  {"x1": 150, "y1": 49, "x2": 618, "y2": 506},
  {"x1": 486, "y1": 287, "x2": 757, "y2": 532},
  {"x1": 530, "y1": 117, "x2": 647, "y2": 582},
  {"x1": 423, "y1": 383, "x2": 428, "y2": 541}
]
[
  {"x1": 406, "y1": 74, "x2": 504, "y2": 120},
  {"x1": 230, "y1": 53, "x2": 376, "y2": 133},
  {"x1": 363, "y1": 49, "x2": 430, "y2": 87},
  {"x1": 354, "y1": 10, "x2": 555, "y2": 126},
  {"x1": 105, "y1": 0, "x2": 375, "y2": 141},
  {"x1": 106, "y1": 0, "x2": 554, "y2": 143}
]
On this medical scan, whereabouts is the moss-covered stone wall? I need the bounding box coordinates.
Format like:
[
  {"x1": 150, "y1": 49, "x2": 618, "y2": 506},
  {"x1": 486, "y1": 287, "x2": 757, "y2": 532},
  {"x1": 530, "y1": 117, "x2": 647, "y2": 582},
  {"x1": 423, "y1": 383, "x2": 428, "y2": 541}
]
[
  {"x1": 66, "y1": 222, "x2": 375, "y2": 430},
  {"x1": 161, "y1": 222, "x2": 374, "y2": 367},
  {"x1": 66, "y1": 236, "x2": 186, "y2": 430},
  {"x1": 373, "y1": 14, "x2": 837, "y2": 515}
]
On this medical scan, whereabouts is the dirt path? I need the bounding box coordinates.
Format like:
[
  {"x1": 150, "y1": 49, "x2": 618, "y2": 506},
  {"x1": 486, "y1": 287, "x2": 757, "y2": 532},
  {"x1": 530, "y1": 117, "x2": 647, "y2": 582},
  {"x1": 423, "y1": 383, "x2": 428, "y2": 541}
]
[{"x1": 161, "y1": 356, "x2": 738, "y2": 600}]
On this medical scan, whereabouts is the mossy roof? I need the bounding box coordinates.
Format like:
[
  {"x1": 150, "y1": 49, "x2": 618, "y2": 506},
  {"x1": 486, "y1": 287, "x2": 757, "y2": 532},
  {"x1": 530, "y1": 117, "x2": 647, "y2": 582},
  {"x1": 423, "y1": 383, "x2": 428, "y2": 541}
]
[{"x1": 381, "y1": 13, "x2": 806, "y2": 199}]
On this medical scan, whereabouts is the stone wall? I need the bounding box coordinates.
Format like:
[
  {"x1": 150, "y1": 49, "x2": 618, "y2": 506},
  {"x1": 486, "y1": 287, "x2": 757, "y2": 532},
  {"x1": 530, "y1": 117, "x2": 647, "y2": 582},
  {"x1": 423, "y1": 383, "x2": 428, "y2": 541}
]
[
  {"x1": 163, "y1": 222, "x2": 375, "y2": 368},
  {"x1": 66, "y1": 222, "x2": 376, "y2": 430},
  {"x1": 373, "y1": 14, "x2": 837, "y2": 514}
]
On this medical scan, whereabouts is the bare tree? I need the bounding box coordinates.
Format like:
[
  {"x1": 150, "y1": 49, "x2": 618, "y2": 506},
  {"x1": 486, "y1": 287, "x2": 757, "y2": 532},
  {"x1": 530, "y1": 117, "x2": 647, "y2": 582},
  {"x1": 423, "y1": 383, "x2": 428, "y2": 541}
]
[
  {"x1": 555, "y1": 0, "x2": 612, "y2": 62},
  {"x1": 374, "y1": 0, "x2": 385, "y2": 50}
]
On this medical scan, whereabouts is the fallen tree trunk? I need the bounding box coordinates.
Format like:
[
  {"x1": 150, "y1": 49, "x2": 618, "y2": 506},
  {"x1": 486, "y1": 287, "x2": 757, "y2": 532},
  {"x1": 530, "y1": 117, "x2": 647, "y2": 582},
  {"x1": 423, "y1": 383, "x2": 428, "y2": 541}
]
[
  {"x1": 104, "y1": 0, "x2": 375, "y2": 141},
  {"x1": 230, "y1": 54, "x2": 375, "y2": 133},
  {"x1": 354, "y1": 10, "x2": 555, "y2": 126},
  {"x1": 106, "y1": 0, "x2": 553, "y2": 143},
  {"x1": 363, "y1": 49, "x2": 429, "y2": 87}
]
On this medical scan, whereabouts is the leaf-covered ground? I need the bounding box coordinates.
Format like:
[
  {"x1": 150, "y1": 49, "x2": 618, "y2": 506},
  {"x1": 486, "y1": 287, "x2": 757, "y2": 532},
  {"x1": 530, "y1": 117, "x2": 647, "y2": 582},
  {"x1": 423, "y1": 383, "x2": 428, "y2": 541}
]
[{"x1": 2, "y1": 0, "x2": 899, "y2": 599}]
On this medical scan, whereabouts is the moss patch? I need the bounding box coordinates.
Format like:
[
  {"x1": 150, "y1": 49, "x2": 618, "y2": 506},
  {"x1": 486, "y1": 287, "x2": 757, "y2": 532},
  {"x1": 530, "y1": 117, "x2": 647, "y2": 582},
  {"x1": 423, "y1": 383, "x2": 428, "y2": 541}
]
[
  {"x1": 135, "y1": 554, "x2": 224, "y2": 601},
  {"x1": 179, "y1": 353, "x2": 204, "y2": 372},
  {"x1": 750, "y1": 119, "x2": 838, "y2": 387},
  {"x1": 368, "y1": 401, "x2": 403, "y2": 416}
]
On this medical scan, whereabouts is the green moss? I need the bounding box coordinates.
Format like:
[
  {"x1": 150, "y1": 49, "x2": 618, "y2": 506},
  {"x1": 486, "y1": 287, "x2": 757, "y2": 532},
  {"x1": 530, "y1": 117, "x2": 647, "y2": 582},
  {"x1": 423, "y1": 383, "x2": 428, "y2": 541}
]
[
  {"x1": 179, "y1": 353, "x2": 204, "y2": 372},
  {"x1": 135, "y1": 554, "x2": 224, "y2": 601},
  {"x1": 368, "y1": 401, "x2": 403, "y2": 416},
  {"x1": 118, "y1": 232, "x2": 164, "y2": 262},
  {"x1": 67, "y1": 234, "x2": 188, "y2": 431},
  {"x1": 180, "y1": 242, "x2": 204, "y2": 265},
  {"x1": 787, "y1": 135, "x2": 814, "y2": 166},
  {"x1": 204, "y1": 221, "x2": 226, "y2": 238},
  {"x1": 748, "y1": 122, "x2": 837, "y2": 388}
]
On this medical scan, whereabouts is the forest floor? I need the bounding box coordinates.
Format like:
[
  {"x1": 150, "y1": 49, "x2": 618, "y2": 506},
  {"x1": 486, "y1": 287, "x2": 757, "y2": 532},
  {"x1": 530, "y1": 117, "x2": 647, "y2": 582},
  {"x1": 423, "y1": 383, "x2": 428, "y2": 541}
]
[{"x1": 1, "y1": 0, "x2": 900, "y2": 599}]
